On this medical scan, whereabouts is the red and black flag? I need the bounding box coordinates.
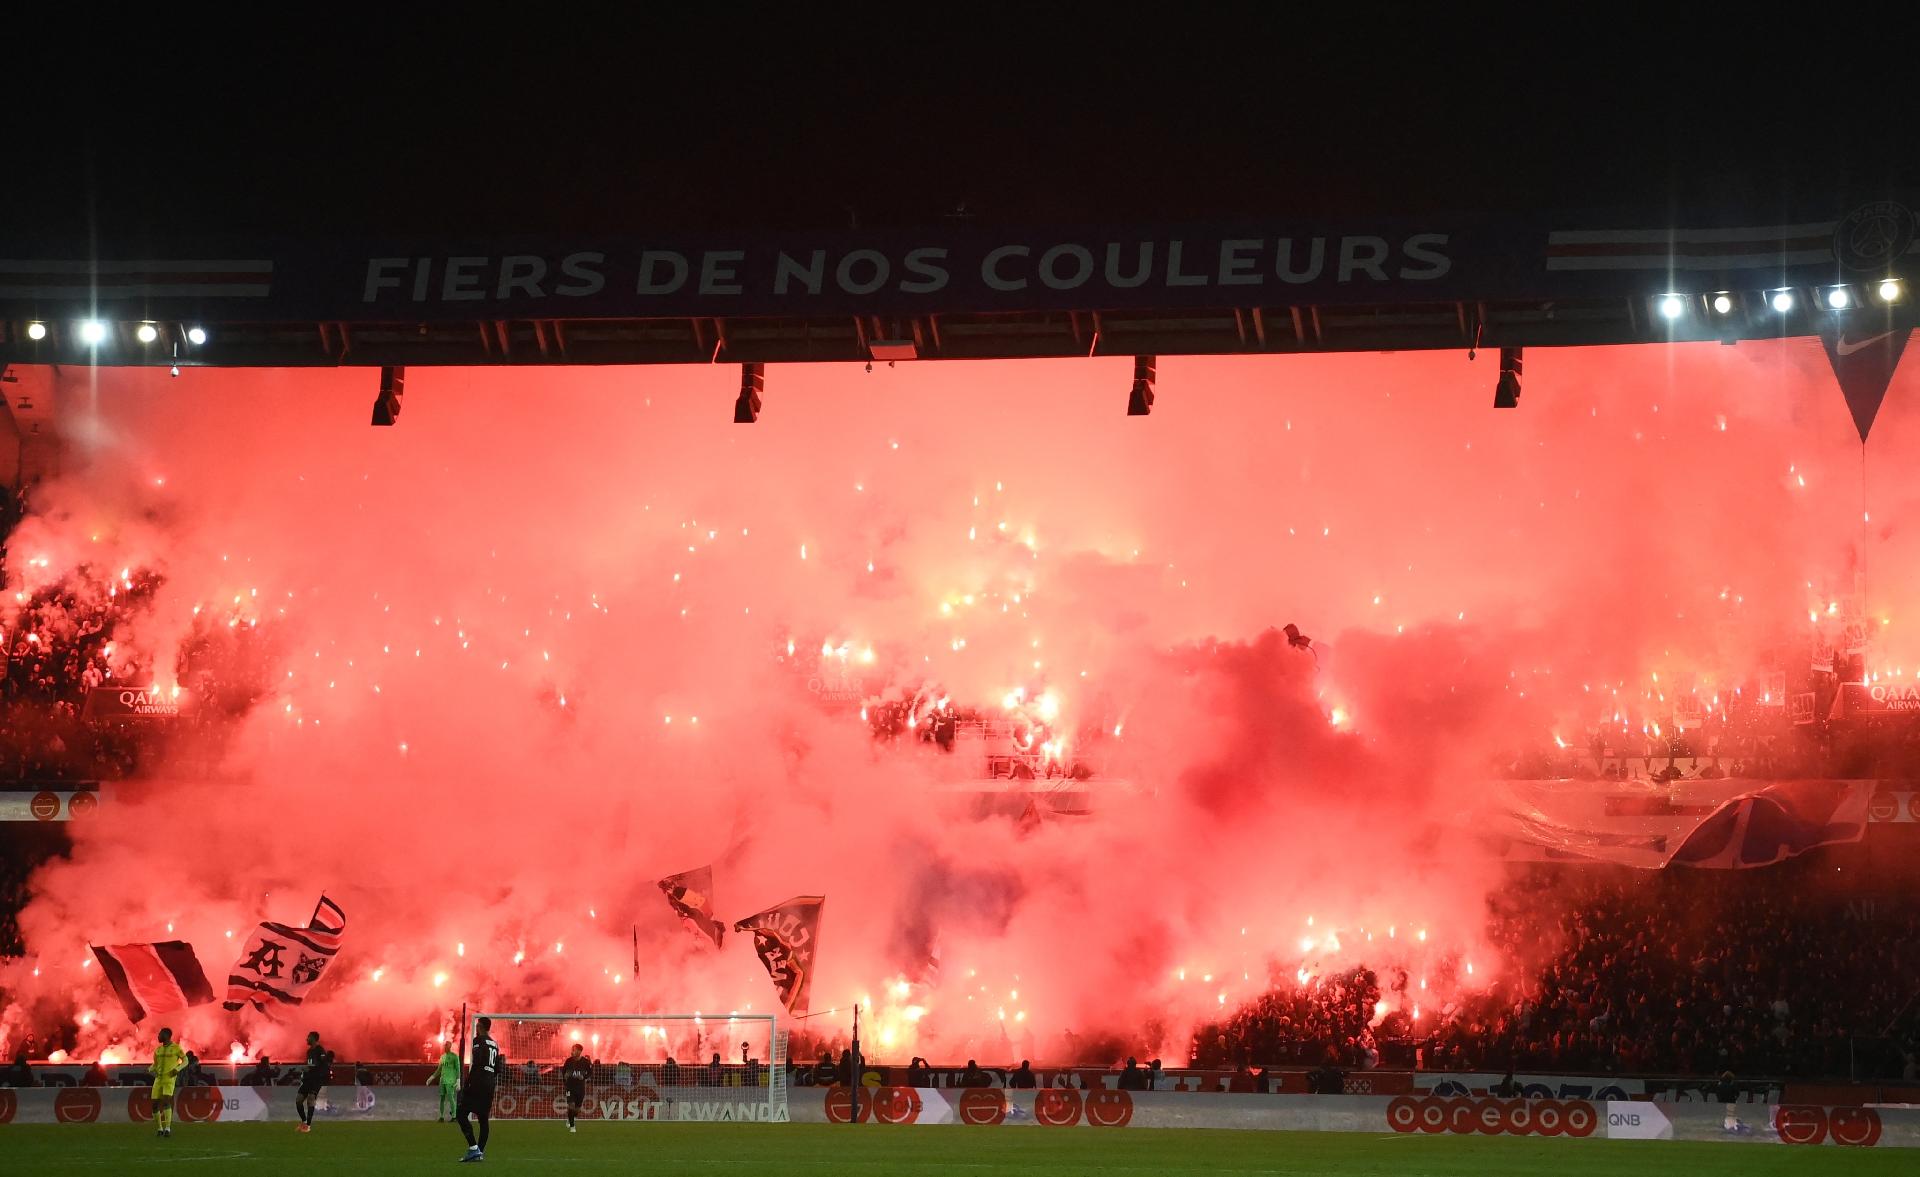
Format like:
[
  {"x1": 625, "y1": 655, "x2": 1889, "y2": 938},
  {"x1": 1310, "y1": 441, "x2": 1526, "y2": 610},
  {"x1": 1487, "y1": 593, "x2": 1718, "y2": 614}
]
[
  {"x1": 89, "y1": 941, "x2": 215, "y2": 1024},
  {"x1": 733, "y1": 895, "x2": 824, "y2": 1016},
  {"x1": 223, "y1": 895, "x2": 347, "y2": 1011},
  {"x1": 658, "y1": 866, "x2": 726, "y2": 947}
]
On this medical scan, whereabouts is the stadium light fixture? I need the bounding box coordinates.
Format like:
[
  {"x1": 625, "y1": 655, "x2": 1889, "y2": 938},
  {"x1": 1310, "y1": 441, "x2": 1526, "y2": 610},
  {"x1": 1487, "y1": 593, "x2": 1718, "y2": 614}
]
[
  {"x1": 26, "y1": 321, "x2": 47, "y2": 340},
  {"x1": 371, "y1": 365, "x2": 405, "y2": 426},
  {"x1": 1128, "y1": 355, "x2": 1156, "y2": 416},
  {"x1": 78, "y1": 320, "x2": 108, "y2": 345},
  {"x1": 135, "y1": 323, "x2": 159, "y2": 343},
  {"x1": 734, "y1": 362, "x2": 765, "y2": 423},
  {"x1": 1711, "y1": 293, "x2": 1734, "y2": 315},
  {"x1": 1493, "y1": 347, "x2": 1522, "y2": 409},
  {"x1": 1770, "y1": 290, "x2": 1796, "y2": 313},
  {"x1": 1657, "y1": 294, "x2": 1686, "y2": 320},
  {"x1": 1826, "y1": 287, "x2": 1852, "y2": 310},
  {"x1": 186, "y1": 326, "x2": 208, "y2": 346},
  {"x1": 1878, "y1": 279, "x2": 1903, "y2": 303}
]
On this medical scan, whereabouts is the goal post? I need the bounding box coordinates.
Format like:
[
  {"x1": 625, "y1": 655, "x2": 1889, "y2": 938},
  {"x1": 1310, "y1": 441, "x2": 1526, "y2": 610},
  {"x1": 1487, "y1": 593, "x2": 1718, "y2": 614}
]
[{"x1": 473, "y1": 1012, "x2": 787, "y2": 1122}]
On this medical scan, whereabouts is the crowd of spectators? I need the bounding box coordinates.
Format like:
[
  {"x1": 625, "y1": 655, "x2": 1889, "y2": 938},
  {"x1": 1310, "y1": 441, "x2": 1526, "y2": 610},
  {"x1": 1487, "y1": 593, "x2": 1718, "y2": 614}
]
[
  {"x1": 1203, "y1": 859, "x2": 1920, "y2": 1081},
  {"x1": 3, "y1": 486, "x2": 151, "y2": 782},
  {"x1": 1495, "y1": 651, "x2": 1920, "y2": 782},
  {"x1": 1202, "y1": 964, "x2": 1387, "y2": 1071},
  {"x1": 866, "y1": 700, "x2": 1112, "y2": 782},
  {"x1": 0, "y1": 859, "x2": 29, "y2": 958},
  {"x1": 2, "y1": 487, "x2": 273, "y2": 785},
  {"x1": 0, "y1": 485, "x2": 25, "y2": 567},
  {"x1": 1496, "y1": 734, "x2": 1829, "y2": 783}
]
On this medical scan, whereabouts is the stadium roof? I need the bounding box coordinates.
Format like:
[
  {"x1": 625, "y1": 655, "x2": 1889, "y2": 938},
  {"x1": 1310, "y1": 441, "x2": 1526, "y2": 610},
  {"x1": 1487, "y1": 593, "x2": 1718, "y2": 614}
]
[
  {"x1": 2, "y1": 21, "x2": 1917, "y2": 383},
  {"x1": 6, "y1": 19, "x2": 1915, "y2": 242}
]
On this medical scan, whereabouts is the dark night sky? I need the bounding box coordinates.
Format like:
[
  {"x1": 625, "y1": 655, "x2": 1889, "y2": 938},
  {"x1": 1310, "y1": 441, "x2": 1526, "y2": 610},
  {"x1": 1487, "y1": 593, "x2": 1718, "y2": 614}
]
[{"x1": 5, "y1": 16, "x2": 1915, "y2": 246}]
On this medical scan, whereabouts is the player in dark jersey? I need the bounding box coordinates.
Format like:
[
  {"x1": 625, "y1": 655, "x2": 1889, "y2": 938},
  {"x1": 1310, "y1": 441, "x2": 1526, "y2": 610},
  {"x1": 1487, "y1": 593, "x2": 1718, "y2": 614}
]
[
  {"x1": 561, "y1": 1043, "x2": 592, "y2": 1132},
  {"x1": 294, "y1": 1031, "x2": 333, "y2": 1133},
  {"x1": 457, "y1": 1017, "x2": 505, "y2": 1163}
]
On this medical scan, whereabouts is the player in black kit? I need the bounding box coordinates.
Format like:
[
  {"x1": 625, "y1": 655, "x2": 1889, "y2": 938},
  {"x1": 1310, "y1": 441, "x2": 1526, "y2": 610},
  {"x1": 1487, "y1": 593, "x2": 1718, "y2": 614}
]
[
  {"x1": 294, "y1": 1031, "x2": 333, "y2": 1133},
  {"x1": 458, "y1": 1017, "x2": 505, "y2": 1163},
  {"x1": 561, "y1": 1043, "x2": 592, "y2": 1132}
]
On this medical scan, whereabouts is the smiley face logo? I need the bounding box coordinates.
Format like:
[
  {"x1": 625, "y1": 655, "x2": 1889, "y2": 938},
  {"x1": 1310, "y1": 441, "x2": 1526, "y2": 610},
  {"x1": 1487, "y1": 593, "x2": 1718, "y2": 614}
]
[
  {"x1": 958, "y1": 1089, "x2": 1007, "y2": 1125},
  {"x1": 1032, "y1": 1088, "x2": 1082, "y2": 1127},
  {"x1": 1084, "y1": 1089, "x2": 1133, "y2": 1128},
  {"x1": 1828, "y1": 1107, "x2": 1881, "y2": 1148},
  {"x1": 1773, "y1": 1105, "x2": 1828, "y2": 1146},
  {"x1": 55, "y1": 1088, "x2": 103, "y2": 1123},
  {"x1": 179, "y1": 1087, "x2": 225, "y2": 1122},
  {"x1": 871, "y1": 1086, "x2": 921, "y2": 1125}
]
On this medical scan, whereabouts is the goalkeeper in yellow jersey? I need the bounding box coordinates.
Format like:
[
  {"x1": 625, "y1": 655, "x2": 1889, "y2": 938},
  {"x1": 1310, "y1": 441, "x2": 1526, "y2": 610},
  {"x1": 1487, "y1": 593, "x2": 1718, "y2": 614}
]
[{"x1": 150, "y1": 1027, "x2": 188, "y2": 1138}]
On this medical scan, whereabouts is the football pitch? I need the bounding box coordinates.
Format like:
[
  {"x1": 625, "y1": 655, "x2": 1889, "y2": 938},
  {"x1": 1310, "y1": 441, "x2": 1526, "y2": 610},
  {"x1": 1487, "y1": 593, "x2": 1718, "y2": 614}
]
[{"x1": 1, "y1": 1123, "x2": 1912, "y2": 1176}]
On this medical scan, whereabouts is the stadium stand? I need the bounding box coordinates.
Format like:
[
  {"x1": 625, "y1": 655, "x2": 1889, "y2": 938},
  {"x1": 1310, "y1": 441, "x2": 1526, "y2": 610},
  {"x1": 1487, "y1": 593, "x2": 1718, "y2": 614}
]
[
  {"x1": 3, "y1": 495, "x2": 1918, "y2": 1086},
  {"x1": 1198, "y1": 859, "x2": 1920, "y2": 1082}
]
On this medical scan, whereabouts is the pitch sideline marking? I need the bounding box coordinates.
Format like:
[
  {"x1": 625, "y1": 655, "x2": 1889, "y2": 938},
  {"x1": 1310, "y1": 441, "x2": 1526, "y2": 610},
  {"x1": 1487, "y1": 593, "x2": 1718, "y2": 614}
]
[
  {"x1": 633, "y1": 1161, "x2": 1295, "y2": 1175},
  {"x1": 58, "y1": 1150, "x2": 255, "y2": 1165}
]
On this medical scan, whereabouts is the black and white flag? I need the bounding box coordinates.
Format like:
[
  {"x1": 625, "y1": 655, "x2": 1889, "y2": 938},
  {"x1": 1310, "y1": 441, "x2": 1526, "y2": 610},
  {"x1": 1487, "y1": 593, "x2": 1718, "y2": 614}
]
[{"x1": 223, "y1": 895, "x2": 347, "y2": 1011}]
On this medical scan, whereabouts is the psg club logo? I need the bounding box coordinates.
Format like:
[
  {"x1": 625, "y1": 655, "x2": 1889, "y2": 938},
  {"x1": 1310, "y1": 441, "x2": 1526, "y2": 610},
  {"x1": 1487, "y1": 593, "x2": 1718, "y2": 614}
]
[{"x1": 1833, "y1": 202, "x2": 1916, "y2": 273}]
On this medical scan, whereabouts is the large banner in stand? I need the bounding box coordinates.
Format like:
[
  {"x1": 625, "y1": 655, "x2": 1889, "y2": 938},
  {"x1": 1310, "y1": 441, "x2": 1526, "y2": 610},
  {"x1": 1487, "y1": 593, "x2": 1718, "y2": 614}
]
[{"x1": 3, "y1": 196, "x2": 1915, "y2": 321}]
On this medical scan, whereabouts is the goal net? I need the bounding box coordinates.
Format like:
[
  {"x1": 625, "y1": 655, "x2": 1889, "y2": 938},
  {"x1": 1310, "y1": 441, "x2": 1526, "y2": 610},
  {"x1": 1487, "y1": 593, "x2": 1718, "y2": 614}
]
[{"x1": 474, "y1": 1012, "x2": 787, "y2": 1123}]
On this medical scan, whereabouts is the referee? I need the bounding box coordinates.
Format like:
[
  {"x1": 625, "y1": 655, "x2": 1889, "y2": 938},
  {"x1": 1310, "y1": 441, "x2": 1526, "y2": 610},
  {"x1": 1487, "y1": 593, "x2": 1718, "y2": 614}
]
[{"x1": 457, "y1": 1018, "x2": 505, "y2": 1163}]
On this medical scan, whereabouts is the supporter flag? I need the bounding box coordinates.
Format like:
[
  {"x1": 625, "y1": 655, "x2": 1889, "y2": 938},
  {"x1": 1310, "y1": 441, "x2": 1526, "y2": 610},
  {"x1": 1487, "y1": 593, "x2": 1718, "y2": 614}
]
[
  {"x1": 1669, "y1": 781, "x2": 1870, "y2": 869},
  {"x1": 1015, "y1": 795, "x2": 1047, "y2": 835},
  {"x1": 89, "y1": 941, "x2": 215, "y2": 1024},
  {"x1": 1496, "y1": 780, "x2": 1871, "y2": 869},
  {"x1": 1811, "y1": 635, "x2": 1836, "y2": 674},
  {"x1": 223, "y1": 895, "x2": 347, "y2": 1011},
  {"x1": 734, "y1": 895, "x2": 824, "y2": 1016},
  {"x1": 1789, "y1": 692, "x2": 1818, "y2": 725},
  {"x1": 658, "y1": 866, "x2": 726, "y2": 948}
]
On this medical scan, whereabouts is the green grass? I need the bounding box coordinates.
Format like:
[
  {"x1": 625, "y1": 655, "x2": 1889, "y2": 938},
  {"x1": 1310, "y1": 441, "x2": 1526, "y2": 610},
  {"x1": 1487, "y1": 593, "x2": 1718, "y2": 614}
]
[{"x1": 2, "y1": 1122, "x2": 1911, "y2": 1176}]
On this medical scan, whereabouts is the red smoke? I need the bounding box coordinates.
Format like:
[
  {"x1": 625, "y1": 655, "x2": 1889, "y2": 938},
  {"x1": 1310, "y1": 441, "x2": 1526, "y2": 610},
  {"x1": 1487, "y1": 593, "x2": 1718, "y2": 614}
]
[{"x1": 4, "y1": 340, "x2": 1919, "y2": 1064}]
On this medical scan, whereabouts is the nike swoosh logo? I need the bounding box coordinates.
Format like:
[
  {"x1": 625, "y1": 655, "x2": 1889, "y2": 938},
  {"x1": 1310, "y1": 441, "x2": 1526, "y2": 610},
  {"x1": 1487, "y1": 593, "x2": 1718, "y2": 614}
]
[{"x1": 1836, "y1": 331, "x2": 1895, "y2": 356}]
